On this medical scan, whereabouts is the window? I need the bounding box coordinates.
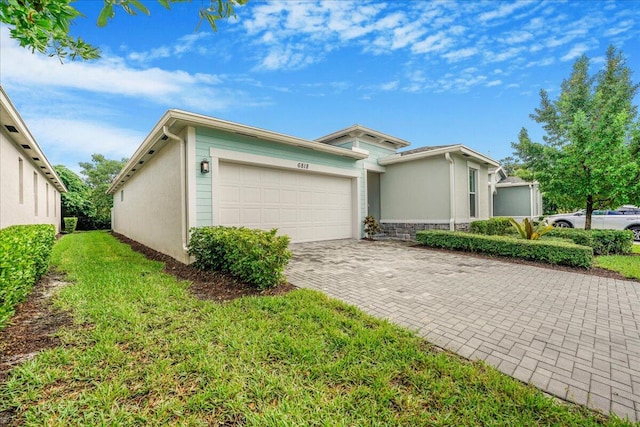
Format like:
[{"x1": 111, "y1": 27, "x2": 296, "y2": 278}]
[
  {"x1": 120, "y1": 190, "x2": 124, "y2": 202},
  {"x1": 46, "y1": 183, "x2": 50, "y2": 217},
  {"x1": 469, "y1": 168, "x2": 478, "y2": 218},
  {"x1": 18, "y1": 158, "x2": 24, "y2": 204},
  {"x1": 33, "y1": 172, "x2": 38, "y2": 216}
]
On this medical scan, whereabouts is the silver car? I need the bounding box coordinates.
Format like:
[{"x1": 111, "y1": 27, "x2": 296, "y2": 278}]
[{"x1": 546, "y1": 206, "x2": 640, "y2": 241}]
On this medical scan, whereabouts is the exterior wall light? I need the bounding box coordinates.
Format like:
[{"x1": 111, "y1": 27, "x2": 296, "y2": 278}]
[{"x1": 200, "y1": 159, "x2": 210, "y2": 174}]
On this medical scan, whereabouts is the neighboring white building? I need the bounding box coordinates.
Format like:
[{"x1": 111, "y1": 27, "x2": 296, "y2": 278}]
[
  {"x1": 108, "y1": 109, "x2": 499, "y2": 263},
  {"x1": 0, "y1": 86, "x2": 67, "y2": 232}
]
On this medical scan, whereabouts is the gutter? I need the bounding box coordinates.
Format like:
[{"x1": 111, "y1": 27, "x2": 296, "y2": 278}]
[
  {"x1": 162, "y1": 126, "x2": 190, "y2": 252},
  {"x1": 445, "y1": 153, "x2": 455, "y2": 231}
]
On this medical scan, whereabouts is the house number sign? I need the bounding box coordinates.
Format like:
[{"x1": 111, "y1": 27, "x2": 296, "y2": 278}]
[{"x1": 297, "y1": 162, "x2": 310, "y2": 170}]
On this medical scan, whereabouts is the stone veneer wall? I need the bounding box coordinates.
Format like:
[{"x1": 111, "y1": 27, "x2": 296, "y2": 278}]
[{"x1": 380, "y1": 222, "x2": 469, "y2": 240}]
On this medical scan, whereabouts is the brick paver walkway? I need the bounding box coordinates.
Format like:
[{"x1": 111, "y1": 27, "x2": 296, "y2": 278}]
[{"x1": 286, "y1": 239, "x2": 640, "y2": 422}]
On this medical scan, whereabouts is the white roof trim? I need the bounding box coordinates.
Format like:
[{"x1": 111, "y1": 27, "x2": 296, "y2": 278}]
[
  {"x1": 0, "y1": 86, "x2": 67, "y2": 193},
  {"x1": 315, "y1": 124, "x2": 411, "y2": 148},
  {"x1": 378, "y1": 144, "x2": 500, "y2": 167},
  {"x1": 108, "y1": 110, "x2": 367, "y2": 194},
  {"x1": 496, "y1": 181, "x2": 538, "y2": 188}
]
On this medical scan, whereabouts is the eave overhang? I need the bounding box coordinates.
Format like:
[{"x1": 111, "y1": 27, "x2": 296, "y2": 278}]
[
  {"x1": 108, "y1": 110, "x2": 368, "y2": 194},
  {"x1": 378, "y1": 144, "x2": 500, "y2": 167},
  {"x1": 0, "y1": 86, "x2": 67, "y2": 193}
]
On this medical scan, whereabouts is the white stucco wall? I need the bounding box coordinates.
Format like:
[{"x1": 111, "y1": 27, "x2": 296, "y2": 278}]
[
  {"x1": 111, "y1": 138, "x2": 187, "y2": 262},
  {"x1": 0, "y1": 130, "x2": 61, "y2": 232},
  {"x1": 380, "y1": 156, "x2": 451, "y2": 222}
]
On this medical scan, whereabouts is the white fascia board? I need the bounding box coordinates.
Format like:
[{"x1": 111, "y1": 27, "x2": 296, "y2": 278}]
[
  {"x1": 378, "y1": 144, "x2": 500, "y2": 167},
  {"x1": 108, "y1": 109, "x2": 368, "y2": 194},
  {"x1": 169, "y1": 110, "x2": 368, "y2": 160},
  {"x1": 496, "y1": 181, "x2": 538, "y2": 188},
  {"x1": 315, "y1": 124, "x2": 411, "y2": 148},
  {"x1": 0, "y1": 86, "x2": 67, "y2": 193}
]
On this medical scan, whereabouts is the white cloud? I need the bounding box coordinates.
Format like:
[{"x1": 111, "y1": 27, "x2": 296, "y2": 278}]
[
  {"x1": 0, "y1": 27, "x2": 245, "y2": 111},
  {"x1": 526, "y1": 57, "x2": 555, "y2": 67},
  {"x1": 478, "y1": 2, "x2": 531, "y2": 22},
  {"x1": 499, "y1": 31, "x2": 533, "y2": 45},
  {"x1": 379, "y1": 81, "x2": 399, "y2": 91},
  {"x1": 412, "y1": 32, "x2": 453, "y2": 54},
  {"x1": 443, "y1": 47, "x2": 478, "y2": 62},
  {"x1": 561, "y1": 43, "x2": 590, "y2": 62},
  {"x1": 27, "y1": 118, "x2": 146, "y2": 164},
  {"x1": 486, "y1": 80, "x2": 502, "y2": 87}
]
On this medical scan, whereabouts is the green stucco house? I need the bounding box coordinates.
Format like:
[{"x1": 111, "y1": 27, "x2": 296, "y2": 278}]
[{"x1": 108, "y1": 110, "x2": 499, "y2": 263}]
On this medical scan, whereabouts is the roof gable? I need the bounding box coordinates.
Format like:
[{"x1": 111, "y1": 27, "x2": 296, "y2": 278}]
[{"x1": 315, "y1": 124, "x2": 410, "y2": 150}]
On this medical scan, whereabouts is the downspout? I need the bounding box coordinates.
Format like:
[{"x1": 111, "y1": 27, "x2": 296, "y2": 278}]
[
  {"x1": 529, "y1": 183, "x2": 534, "y2": 218},
  {"x1": 445, "y1": 153, "x2": 455, "y2": 231},
  {"x1": 162, "y1": 126, "x2": 189, "y2": 251}
]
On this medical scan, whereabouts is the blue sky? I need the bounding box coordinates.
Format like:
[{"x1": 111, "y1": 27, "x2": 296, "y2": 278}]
[{"x1": 1, "y1": 0, "x2": 639, "y2": 172}]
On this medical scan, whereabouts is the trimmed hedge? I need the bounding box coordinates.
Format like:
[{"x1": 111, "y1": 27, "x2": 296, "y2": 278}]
[
  {"x1": 546, "y1": 228, "x2": 633, "y2": 256},
  {"x1": 469, "y1": 218, "x2": 515, "y2": 236},
  {"x1": 415, "y1": 230, "x2": 593, "y2": 268},
  {"x1": 63, "y1": 217, "x2": 78, "y2": 234},
  {"x1": 0, "y1": 224, "x2": 56, "y2": 329},
  {"x1": 188, "y1": 226, "x2": 292, "y2": 290}
]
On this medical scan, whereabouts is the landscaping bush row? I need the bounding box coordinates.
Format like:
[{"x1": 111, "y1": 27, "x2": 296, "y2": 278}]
[
  {"x1": 0, "y1": 224, "x2": 56, "y2": 329},
  {"x1": 469, "y1": 217, "x2": 516, "y2": 236},
  {"x1": 415, "y1": 230, "x2": 593, "y2": 268},
  {"x1": 545, "y1": 228, "x2": 633, "y2": 256},
  {"x1": 470, "y1": 218, "x2": 633, "y2": 256},
  {"x1": 188, "y1": 226, "x2": 292, "y2": 290}
]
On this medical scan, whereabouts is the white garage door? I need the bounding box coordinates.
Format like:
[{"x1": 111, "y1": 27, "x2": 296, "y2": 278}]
[{"x1": 218, "y1": 162, "x2": 353, "y2": 242}]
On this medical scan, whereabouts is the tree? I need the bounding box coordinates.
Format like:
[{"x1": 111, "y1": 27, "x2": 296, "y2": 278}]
[
  {"x1": 54, "y1": 165, "x2": 96, "y2": 229},
  {"x1": 79, "y1": 154, "x2": 128, "y2": 229},
  {"x1": 512, "y1": 46, "x2": 640, "y2": 229},
  {"x1": 0, "y1": 0, "x2": 247, "y2": 60}
]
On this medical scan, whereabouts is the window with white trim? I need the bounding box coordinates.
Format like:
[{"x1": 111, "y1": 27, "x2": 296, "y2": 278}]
[{"x1": 469, "y1": 168, "x2": 478, "y2": 218}]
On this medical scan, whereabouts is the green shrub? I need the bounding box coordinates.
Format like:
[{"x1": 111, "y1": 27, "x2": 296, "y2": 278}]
[
  {"x1": 509, "y1": 217, "x2": 553, "y2": 240},
  {"x1": 415, "y1": 230, "x2": 593, "y2": 268},
  {"x1": 0, "y1": 224, "x2": 56, "y2": 329},
  {"x1": 188, "y1": 226, "x2": 292, "y2": 290},
  {"x1": 469, "y1": 218, "x2": 515, "y2": 236},
  {"x1": 545, "y1": 228, "x2": 633, "y2": 255},
  {"x1": 63, "y1": 217, "x2": 78, "y2": 234}
]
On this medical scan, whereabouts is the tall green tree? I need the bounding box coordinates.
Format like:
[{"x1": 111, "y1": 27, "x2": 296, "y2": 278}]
[
  {"x1": 54, "y1": 165, "x2": 95, "y2": 218},
  {"x1": 0, "y1": 0, "x2": 247, "y2": 60},
  {"x1": 512, "y1": 46, "x2": 640, "y2": 229},
  {"x1": 79, "y1": 154, "x2": 127, "y2": 229}
]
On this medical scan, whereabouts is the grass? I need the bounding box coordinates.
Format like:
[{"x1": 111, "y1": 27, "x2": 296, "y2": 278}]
[
  {"x1": 595, "y1": 244, "x2": 640, "y2": 280},
  {"x1": 1, "y1": 231, "x2": 634, "y2": 426}
]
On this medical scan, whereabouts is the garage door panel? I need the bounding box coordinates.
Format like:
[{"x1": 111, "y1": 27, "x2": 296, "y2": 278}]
[{"x1": 218, "y1": 162, "x2": 352, "y2": 242}]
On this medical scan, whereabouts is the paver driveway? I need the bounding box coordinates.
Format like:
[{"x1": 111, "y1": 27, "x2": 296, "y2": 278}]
[{"x1": 286, "y1": 239, "x2": 640, "y2": 422}]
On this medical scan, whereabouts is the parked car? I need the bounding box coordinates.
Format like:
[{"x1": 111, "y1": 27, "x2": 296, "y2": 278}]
[{"x1": 545, "y1": 206, "x2": 640, "y2": 241}]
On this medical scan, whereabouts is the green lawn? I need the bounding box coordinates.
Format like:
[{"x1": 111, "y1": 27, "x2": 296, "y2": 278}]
[
  {"x1": 0, "y1": 231, "x2": 633, "y2": 426},
  {"x1": 595, "y1": 245, "x2": 640, "y2": 280}
]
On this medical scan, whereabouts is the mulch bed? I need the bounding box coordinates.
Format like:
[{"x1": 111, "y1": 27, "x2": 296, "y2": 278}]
[
  {"x1": 0, "y1": 275, "x2": 73, "y2": 384},
  {"x1": 112, "y1": 233, "x2": 297, "y2": 301}
]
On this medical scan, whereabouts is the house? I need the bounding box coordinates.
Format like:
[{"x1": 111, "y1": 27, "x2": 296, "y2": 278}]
[
  {"x1": 108, "y1": 110, "x2": 499, "y2": 263},
  {"x1": 0, "y1": 86, "x2": 67, "y2": 232},
  {"x1": 491, "y1": 169, "x2": 543, "y2": 219}
]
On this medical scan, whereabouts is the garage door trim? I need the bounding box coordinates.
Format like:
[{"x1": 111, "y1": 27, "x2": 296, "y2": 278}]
[{"x1": 208, "y1": 148, "x2": 361, "y2": 240}]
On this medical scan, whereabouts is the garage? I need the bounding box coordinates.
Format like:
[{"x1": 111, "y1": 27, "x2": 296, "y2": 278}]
[{"x1": 218, "y1": 162, "x2": 354, "y2": 242}]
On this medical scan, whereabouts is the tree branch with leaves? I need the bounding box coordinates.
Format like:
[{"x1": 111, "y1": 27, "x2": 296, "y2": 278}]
[{"x1": 0, "y1": 0, "x2": 247, "y2": 60}]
